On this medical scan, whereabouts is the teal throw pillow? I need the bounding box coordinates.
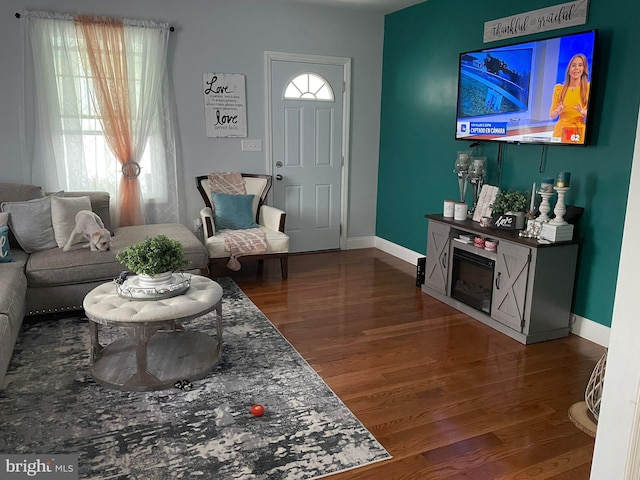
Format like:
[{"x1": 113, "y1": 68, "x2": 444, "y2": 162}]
[
  {"x1": 211, "y1": 193, "x2": 259, "y2": 230},
  {"x1": 0, "y1": 225, "x2": 13, "y2": 263}
]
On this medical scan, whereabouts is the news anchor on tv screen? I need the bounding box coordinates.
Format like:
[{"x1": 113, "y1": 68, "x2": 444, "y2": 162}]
[{"x1": 549, "y1": 53, "x2": 590, "y2": 144}]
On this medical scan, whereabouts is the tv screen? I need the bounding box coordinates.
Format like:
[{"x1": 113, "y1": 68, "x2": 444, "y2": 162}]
[{"x1": 455, "y1": 30, "x2": 597, "y2": 146}]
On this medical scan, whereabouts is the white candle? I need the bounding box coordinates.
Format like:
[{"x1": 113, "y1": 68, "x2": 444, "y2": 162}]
[{"x1": 529, "y1": 182, "x2": 536, "y2": 212}]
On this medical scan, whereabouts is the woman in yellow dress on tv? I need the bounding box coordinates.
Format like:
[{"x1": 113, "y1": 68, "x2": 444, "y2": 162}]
[{"x1": 549, "y1": 53, "x2": 590, "y2": 143}]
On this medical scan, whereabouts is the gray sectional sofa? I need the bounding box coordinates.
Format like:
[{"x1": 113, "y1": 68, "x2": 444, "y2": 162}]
[{"x1": 0, "y1": 183, "x2": 209, "y2": 389}]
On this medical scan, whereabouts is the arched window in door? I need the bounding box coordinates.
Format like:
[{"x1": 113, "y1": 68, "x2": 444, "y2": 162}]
[{"x1": 284, "y1": 73, "x2": 334, "y2": 101}]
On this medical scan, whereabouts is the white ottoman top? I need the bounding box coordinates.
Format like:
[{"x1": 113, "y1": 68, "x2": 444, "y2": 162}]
[{"x1": 83, "y1": 275, "x2": 222, "y2": 325}]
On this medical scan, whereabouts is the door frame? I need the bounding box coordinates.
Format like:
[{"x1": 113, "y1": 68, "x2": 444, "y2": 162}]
[{"x1": 265, "y1": 51, "x2": 352, "y2": 250}]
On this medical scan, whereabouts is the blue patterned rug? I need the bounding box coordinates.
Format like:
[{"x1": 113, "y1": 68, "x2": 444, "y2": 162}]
[{"x1": 0, "y1": 278, "x2": 390, "y2": 479}]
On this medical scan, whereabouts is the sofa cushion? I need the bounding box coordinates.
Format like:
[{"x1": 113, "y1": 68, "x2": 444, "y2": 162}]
[
  {"x1": 0, "y1": 226, "x2": 13, "y2": 263},
  {"x1": 0, "y1": 314, "x2": 14, "y2": 387},
  {"x1": 51, "y1": 195, "x2": 92, "y2": 248},
  {"x1": 0, "y1": 262, "x2": 27, "y2": 318},
  {"x1": 1, "y1": 192, "x2": 63, "y2": 253},
  {"x1": 0, "y1": 265, "x2": 27, "y2": 388},
  {"x1": 26, "y1": 245, "x2": 121, "y2": 287},
  {"x1": 26, "y1": 223, "x2": 209, "y2": 288}
]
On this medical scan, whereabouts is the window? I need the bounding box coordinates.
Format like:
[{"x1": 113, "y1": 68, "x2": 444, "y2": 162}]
[
  {"x1": 284, "y1": 73, "x2": 334, "y2": 101},
  {"x1": 53, "y1": 34, "x2": 165, "y2": 199}
]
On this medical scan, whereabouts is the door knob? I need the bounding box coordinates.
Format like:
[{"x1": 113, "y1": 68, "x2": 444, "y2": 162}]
[
  {"x1": 275, "y1": 161, "x2": 283, "y2": 168},
  {"x1": 276, "y1": 174, "x2": 283, "y2": 181}
]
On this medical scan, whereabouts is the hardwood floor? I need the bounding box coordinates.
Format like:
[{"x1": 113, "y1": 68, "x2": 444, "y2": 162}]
[{"x1": 218, "y1": 248, "x2": 604, "y2": 480}]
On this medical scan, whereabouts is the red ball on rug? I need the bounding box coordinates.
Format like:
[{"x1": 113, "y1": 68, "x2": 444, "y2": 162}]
[{"x1": 250, "y1": 404, "x2": 265, "y2": 417}]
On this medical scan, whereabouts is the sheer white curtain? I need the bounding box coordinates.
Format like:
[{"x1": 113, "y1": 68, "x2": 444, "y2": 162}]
[{"x1": 20, "y1": 10, "x2": 178, "y2": 227}]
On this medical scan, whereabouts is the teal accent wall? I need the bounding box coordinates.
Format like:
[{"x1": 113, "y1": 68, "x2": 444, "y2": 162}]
[{"x1": 378, "y1": 0, "x2": 640, "y2": 327}]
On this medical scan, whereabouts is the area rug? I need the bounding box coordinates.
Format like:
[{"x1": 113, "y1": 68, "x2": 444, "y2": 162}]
[{"x1": 0, "y1": 278, "x2": 390, "y2": 479}]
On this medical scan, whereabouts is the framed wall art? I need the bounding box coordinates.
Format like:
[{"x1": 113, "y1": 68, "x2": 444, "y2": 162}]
[{"x1": 203, "y1": 73, "x2": 247, "y2": 138}]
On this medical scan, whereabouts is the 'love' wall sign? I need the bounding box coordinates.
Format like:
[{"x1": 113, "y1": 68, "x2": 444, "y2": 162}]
[{"x1": 203, "y1": 73, "x2": 247, "y2": 138}]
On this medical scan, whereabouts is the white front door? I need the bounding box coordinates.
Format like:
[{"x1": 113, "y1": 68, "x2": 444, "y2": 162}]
[{"x1": 268, "y1": 54, "x2": 349, "y2": 253}]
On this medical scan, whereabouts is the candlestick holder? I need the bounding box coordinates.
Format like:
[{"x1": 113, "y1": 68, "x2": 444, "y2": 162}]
[
  {"x1": 467, "y1": 157, "x2": 487, "y2": 216},
  {"x1": 454, "y1": 151, "x2": 471, "y2": 203},
  {"x1": 538, "y1": 186, "x2": 574, "y2": 242},
  {"x1": 550, "y1": 186, "x2": 570, "y2": 225},
  {"x1": 468, "y1": 175, "x2": 484, "y2": 215},
  {"x1": 456, "y1": 172, "x2": 469, "y2": 203},
  {"x1": 537, "y1": 190, "x2": 554, "y2": 223}
]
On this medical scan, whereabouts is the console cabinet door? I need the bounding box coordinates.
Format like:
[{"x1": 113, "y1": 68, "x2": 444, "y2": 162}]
[
  {"x1": 424, "y1": 221, "x2": 451, "y2": 295},
  {"x1": 491, "y1": 242, "x2": 531, "y2": 331}
]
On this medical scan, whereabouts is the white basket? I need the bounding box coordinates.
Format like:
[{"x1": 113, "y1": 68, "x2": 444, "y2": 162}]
[{"x1": 585, "y1": 349, "x2": 607, "y2": 421}]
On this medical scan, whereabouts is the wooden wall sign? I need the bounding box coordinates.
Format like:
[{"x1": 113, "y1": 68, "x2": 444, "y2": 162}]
[
  {"x1": 483, "y1": 0, "x2": 589, "y2": 43},
  {"x1": 203, "y1": 73, "x2": 247, "y2": 138}
]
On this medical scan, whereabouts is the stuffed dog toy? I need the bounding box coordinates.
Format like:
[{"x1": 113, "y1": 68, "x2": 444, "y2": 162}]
[{"x1": 63, "y1": 210, "x2": 111, "y2": 252}]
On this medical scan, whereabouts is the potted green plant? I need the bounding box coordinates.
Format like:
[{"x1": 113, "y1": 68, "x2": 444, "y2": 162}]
[
  {"x1": 490, "y1": 189, "x2": 529, "y2": 229},
  {"x1": 116, "y1": 234, "x2": 190, "y2": 284}
]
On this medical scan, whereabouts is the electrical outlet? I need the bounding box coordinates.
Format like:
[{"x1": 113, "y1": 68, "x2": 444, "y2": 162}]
[{"x1": 241, "y1": 139, "x2": 262, "y2": 152}]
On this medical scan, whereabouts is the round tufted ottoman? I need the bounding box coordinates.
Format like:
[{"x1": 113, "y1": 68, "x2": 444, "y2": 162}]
[{"x1": 83, "y1": 275, "x2": 223, "y2": 391}]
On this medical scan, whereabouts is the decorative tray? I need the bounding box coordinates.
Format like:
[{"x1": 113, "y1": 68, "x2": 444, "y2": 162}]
[{"x1": 115, "y1": 273, "x2": 191, "y2": 300}]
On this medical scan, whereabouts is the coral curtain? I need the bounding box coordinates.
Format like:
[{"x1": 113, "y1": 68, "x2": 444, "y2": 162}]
[{"x1": 76, "y1": 16, "x2": 141, "y2": 226}]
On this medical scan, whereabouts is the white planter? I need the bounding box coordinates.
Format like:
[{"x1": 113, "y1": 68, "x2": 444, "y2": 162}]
[{"x1": 136, "y1": 271, "x2": 173, "y2": 289}]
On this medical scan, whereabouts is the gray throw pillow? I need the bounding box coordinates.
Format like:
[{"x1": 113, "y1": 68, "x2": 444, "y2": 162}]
[
  {"x1": 1, "y1": 192, "x2": 63, "y2": 253},
  {"x1": 51, "y1": 195, "x2": 92, "y2": 248}
]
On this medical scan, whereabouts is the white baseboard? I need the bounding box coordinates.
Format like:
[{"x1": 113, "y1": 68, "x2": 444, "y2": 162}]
[
  {"x1": 373, "y1": 236, "x2": 423, "y2": 265},
  {"x1": 571, "y1": 314, "x2": 610, "y2": 347},
  {"x1": 345, "y1": 235, "x2": 423, "y2": 265},
  {"x1": 357, "y1": 236, "x2": 610, "y2": 347},
  {"x1": 345, "y1": 236, "x2": 375, "y2": 250}
]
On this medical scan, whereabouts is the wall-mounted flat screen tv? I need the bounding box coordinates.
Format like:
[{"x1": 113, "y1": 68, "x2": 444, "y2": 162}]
[{"x1": 455, "y1": 30, "x2": 597, "y2": 146}]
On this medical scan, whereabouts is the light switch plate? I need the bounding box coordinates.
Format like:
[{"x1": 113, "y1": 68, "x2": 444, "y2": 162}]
[{"x1": 241, "y1": 139, "x2": 262, "y2": 152}]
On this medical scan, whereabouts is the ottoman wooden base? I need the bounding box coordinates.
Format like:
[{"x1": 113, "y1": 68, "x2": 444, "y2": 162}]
[{"x1": 91, "y1": 330, "x2": 221, "y2": 392}]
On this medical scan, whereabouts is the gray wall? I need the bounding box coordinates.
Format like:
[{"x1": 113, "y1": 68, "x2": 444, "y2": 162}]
[{"x1": 0, "y1": 0, "x2": 383, "y2": 241}]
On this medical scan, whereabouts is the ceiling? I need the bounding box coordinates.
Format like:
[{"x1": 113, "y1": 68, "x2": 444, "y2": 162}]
[{"x1": 282, "y1": 0, "x2": 426, "y2": 14}]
